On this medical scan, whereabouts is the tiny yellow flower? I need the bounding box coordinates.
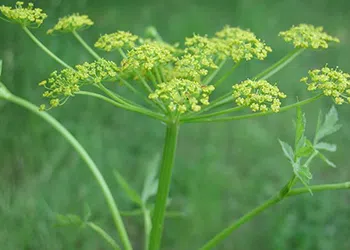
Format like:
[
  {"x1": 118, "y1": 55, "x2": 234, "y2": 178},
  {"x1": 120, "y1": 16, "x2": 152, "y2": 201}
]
[
  {"x1": 95, "y1": 31, "x2": 138, "y2": 51},
  {"x1": 301, "y1": 66, "x2": 350, "y2": 104},
  {"x1": 39, "y1": 59, "x2": 119, "y2": 109},
  {"x1": 148, "y1": 78, "x2": 215, "y2": 114},
  {"x1": 232, "y1": 79, "x2": 286, "y2": 112},
  {"x1": 121, "y1": 41, "x2": 177, "y2": 74},
  {"x1": 279, "y1": 24, "x2": 339, "y2": 49},
  {"x1": 215, "y1": 26, "x2": 272, "y2": 62},
  {"x1": 47, "y1": 13, "x2": 93, "y2": 34},
  {"x1": 0, "y1": 2, "x2": 47, "y2": 28}
]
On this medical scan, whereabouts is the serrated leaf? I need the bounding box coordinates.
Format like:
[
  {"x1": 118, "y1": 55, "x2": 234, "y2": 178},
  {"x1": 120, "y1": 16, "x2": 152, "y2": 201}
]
[
  {"x1": 55, "y1": 214, "x2": 83, "y2": 227},
  {"x1": 314, "y1": 106, "x2": 342, "y2": 143},
  {"x1": 142, "y1": 154, "x2": 160, "y2": 203},
  {"x1": 314, "y1": 142, "x2": 337, "y2": 152},
  {"x1": 293, "y1": 162, "x2": 313, "y2": 195},
  {"x1": 317, "y1": 151, "x2": 336, "y2": 168},
  {"x1": 295, "y1": 106, "x2": 306, "y2": 149},
  {"x1": 114, "y1": 170, "x2": 143, "y2": 206},
  {"x1": 279, "y1": 139, "x2": 294, "y2": 162}
]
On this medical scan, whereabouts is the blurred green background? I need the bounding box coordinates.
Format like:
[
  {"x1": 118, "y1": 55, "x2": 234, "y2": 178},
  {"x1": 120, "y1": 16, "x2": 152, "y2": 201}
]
[{"x1": 1, "y1": 0, "x2": 349, "y2": 249}]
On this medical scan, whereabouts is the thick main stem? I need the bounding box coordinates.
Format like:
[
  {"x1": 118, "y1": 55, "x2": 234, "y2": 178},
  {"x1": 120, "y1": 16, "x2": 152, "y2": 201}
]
[
  {"x1": 3, "y1": 92, "x2": 133, "y2": 250},
  {"x1": 148, "y1": 121, "x2": 179, "y2": 250}
]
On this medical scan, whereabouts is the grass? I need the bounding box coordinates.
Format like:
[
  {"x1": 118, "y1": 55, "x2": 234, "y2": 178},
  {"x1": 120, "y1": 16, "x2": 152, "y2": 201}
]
[{"x1": 0, "y1": 0, "x2": 350, "y2": 249}]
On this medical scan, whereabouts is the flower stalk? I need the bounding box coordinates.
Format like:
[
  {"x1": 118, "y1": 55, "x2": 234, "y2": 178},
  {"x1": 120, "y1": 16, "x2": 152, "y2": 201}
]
[{"x1": 149, "y1": 121, "x2": 180, "y2": 250}]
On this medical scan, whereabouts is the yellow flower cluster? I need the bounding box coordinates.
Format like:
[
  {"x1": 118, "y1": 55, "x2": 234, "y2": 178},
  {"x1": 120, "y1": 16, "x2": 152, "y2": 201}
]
[
  {"x1": 301, "y1": 66, "x2": 350, "y2": 104},
  {"x1": 39, "y1": 59, "x2": 118, "y2": 109},
  {"x1": 95, "y1": 31, "x2": 139, "y2": 51},
  {"x1": 232, "y1": 79, "x2": 286, "y2": 112},
  {"x1": 121, "y1": 41, "x2": 177, "y2": 73},
  {"x1": 47, "y1": 13, "x2": 93, "y2": 34},
  {"x1": 215, "y1": 26, "x2": 272, "y2": 62},
  {"x1": 0, "y1": 2, "x2": 47, "y2": 28},
  {"x1": 279, "y1": 24, "x2": 339, "y2": 49},
  {"x1": 149, "y1": 78, "x2": 215, "y2": 113}
]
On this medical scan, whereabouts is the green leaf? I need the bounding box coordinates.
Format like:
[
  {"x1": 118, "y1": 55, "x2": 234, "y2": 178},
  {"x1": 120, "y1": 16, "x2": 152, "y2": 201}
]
[
  {"x1": 295, "y1": 106, "x2": 306, "y2": 150},
  {"x1": 314, "y1": 142, "x2": 337, "y2": 152},
  {"x1": 54, "y1": 214, "x2": 84, "y2": 227},
  {"x1": 317, "y1": 151, "x2": 336, "y2": 168},
  {"x1": 314, "y1": 106, "x2": 342, "y2": 143},
  {"x1": 295, "y1": 144, "x2": 314, "y2": 158},
  {"x1": 142, "y1": 154, "x2": 160, "y2": 203},
  {"x1": 279, "y1": 139, "x2": 294, "y2": 162},
  {"x1": 114, "y1": 169, "x2": 143, "y2": 206},
  {"x1": 293, "y1": 162, "x2": 313, "y2": 195}
]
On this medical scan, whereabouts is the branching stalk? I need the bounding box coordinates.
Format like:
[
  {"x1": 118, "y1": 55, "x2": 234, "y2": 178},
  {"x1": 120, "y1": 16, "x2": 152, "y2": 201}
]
[{"x1": 22, "y1": 27, "x2": 72, "y2": 69}]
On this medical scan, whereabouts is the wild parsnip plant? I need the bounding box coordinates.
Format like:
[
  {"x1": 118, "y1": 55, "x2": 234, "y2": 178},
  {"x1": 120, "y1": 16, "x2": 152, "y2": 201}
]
[{"x1": 1, "y1": 2, "x2": 349, "y2": 250}]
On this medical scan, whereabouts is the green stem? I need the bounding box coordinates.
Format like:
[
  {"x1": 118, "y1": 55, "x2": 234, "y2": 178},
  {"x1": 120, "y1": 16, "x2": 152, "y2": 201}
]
[
  {"x1": 72, "y1": 30, "x2": 101, "y2": 60},
  {"x1": 2, "y1": 90, "x2": 133, "y2": 250},
  {"x1": 213, "y1": 62, "x2": 240, "y2": 87},
  {"x1": 202, "y1": 49, "x2": 304, "y2": 114},
  {"x1": 184, "y1": 94, "x2": 323, "y2": 123},
  {"x1": 87, "y1": 222, "x2": 121, "y2": 250},
  {"x1": 143, "y1": 206, "x2": 152, "y2": 250},
  {"x1": 200, "y1": 174, "x2": 297, "y2": 250},
  {"x1": 76, "y1": 91, "x2": 167, "y2": 122},
  {"x1": 288, "y1": 181, "x2": 350, "y2": 196},
  {"x1": 181, "y1": 106, "x2": 243, "y2": 122},
  {"x1": 203, "y1": 59, "x2": 227, "y2": 85},
  {"x1": 22, "y1": 27, "x2": 72, "y2": 69},
  {"x1": 253, "y1": 48, "x2": 304, "y2": 80},
  {"x1": 71, "y1": 32, "x2": 157, "y2": 110},
  {"x1": 96, "y1": 83, "x2": 141, "y2": 107},
  {"x1": 148, "y1": 122, "x2": 180, "y2": 250},
  {"x1": 200, "y1": 178, "x2": 349, "y2": 250},
  {"x1": 120, "y1": 209, "x2": 185, "y2": 218}
]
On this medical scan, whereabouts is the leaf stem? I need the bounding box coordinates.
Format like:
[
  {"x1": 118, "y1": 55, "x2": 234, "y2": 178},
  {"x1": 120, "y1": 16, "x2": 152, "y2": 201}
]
[
  {"x1": 148, "y1": 121, "x2": 180, "y2": 250},
  {"x1": 22, "y1": 27, "x2": 72, "y2": 69},
  {"x1": 199, "y1": 174, "x2": 297, "y2": 250},
  {"x1": 87, "y1": 222, "x2": 121, "y2": 250},
  {"x1": 1, "y1": 88, "x2": 133, "y2": 250},
  {"x1": 288, "y1": 181, "x2": 350, "y2": 196}
]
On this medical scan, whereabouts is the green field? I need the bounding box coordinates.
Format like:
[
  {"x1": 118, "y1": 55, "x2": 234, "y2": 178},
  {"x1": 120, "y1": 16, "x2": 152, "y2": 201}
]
[{"x1": 0, "y1": 0, "x2": 349, "y2": 249}]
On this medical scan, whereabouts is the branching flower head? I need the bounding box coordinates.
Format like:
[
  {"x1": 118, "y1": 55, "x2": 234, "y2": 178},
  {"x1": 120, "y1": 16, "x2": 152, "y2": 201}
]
[
  {"x1": 215, "y1": 26, "x2": 272, "y2": 62},
  {"x1": 301, "y1": 66, "x2": 350, "y2": 104},
  {"x1": 95, "y1": 31, "x2": 138, "y2": 51},
  {"x1": 149, "y1": 78, "x2": 215, "y2": 113},
  {"x1": 47, "y1": 13, "x2": 93, "y2": 34},
  {"x1": 39, "y1": 58, "x2": 118, "y2": 110},
  {"x1": 0, "y1": 2, "x2": 47, "y2": 28},
  {"x1": 121, "y1": 41, "x2": 177, "y2": 73},
  {"x1": 279, "y1": 24, "x2": 339, "y2": 49},
  {"x1": 232, "y1": 79, "x2": 286, "y2": 112}
]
